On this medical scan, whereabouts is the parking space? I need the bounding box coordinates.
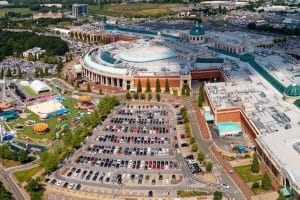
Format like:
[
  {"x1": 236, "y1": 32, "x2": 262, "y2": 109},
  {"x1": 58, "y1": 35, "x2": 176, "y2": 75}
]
[{"x1": 49, "y1": 102, "x2": 183, "y2": 190}]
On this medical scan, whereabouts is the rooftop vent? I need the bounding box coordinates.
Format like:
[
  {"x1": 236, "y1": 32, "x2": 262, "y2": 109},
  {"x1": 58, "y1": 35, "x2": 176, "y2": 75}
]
[{"x1": 293, "y1": 142, "x2": 300, "y2": 154}]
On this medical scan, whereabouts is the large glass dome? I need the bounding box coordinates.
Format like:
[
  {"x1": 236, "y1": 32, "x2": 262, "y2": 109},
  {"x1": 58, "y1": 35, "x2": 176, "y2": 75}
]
[
  {"x1": 119, "y1": 45, "x2": 177, "y2": 63},
  {"x1": 285, "y1": 83, "x2": 300, "y2": 97}
]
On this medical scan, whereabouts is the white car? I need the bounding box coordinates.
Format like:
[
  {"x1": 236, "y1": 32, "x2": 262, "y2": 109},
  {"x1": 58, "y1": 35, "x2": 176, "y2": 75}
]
[
  {"x1": 220, "y1": 183, "x2": 230, "y2": 189},
  {"x1": 56, "y1": 180, "x2": 62, "y2": 186}
]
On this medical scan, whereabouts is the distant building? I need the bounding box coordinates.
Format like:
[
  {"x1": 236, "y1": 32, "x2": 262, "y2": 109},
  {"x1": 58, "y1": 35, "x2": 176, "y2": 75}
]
[
  {"x1": 72, "y1": 4, "x2": 88, "y2": 19},
  {"x1": 179, "y1": 22, "x2": 206, "y2": 44},
  {"x1": 0, "y1": 1, "x2": 9, "y2": 7},
  {"x1": 23, "y1": 47, "x2": 46, "y2": 59},
  {"x1": 40, "y1": 3, "x2": 62, "y2": 8},
  {"x1": 32, "y1": 12, "x2": 63, "y2": 19}
]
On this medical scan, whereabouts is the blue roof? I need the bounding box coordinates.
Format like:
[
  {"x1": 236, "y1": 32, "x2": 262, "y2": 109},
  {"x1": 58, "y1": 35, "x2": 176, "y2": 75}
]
[{"x1": 217, "y1": 122, "x2": 241, "y2": 133}]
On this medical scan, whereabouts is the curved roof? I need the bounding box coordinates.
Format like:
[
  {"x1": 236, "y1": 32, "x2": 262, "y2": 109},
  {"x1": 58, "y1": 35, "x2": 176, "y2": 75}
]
[
  {"x1": 285, "y1": 83, "x2": 300, "y2": 97},
  {"x1": 30, "y1": 80, "x2": 51, "y2": 94},
  {"x1": 190, "y1": 22, "x2": 205, "y2": 36},
  {"x1": 83, "y1": 54, "x2": 127, "y2": 75},
  {"x1": 119, "y1": 46, "x2": 177, "y2": 63}
]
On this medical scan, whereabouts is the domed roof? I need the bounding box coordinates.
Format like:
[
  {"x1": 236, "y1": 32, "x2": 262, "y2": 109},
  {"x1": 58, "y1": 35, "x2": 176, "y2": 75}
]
[
  {"x1": 285, "y1": 83, "x2": 300, "y2": 97},
  {"x1": 190, "y1": 22, "x2": 205, "y2": 36}
]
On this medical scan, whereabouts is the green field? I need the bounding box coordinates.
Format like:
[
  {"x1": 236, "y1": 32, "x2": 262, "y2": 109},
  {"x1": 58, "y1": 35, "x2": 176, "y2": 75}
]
[
  {"x1": 0, "y1": 8, "x2": 32, "y2": 17},
  {"x1": 13, "y1": 166, "x2": 41, "y2": 183},
  {"x1": 7, "y1": 96, "x2": 80, "y2": 141},
  {"x1": 21, "y1": 86, "x2": 38, "y2": 97},
  {"x1": 234, "y1": 165, "x2": 264, "y2": 183},
  {"x1": 0, "y1": 158, "x2": 20, "y2": 168},
  {"x1": 89, "y1": 3, "x2": 182, "y2": 18}
]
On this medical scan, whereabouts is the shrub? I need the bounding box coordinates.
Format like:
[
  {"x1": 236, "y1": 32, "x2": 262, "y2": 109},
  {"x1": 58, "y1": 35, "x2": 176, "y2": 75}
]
[
  {"x1": 189, "y1": 137, "x2": 196, "y2": 144},
  {"x1": 261, "y1": 172, "x2": 272, "y2": 190},
  {"x1": 197, "y1": 151, "x2": 205, "y2": 162},
  {"x1": 206, "y1": 161, "x2": 213, "y2": 172},
  {"x1": 213, "y1": 191, "x2": 222, "y2": 200},
  {"x1": 252, "y1": 182, "x2": 260, "y2": 189},
  {"x1": 251, "y1": 154, "x2": 260, "y2": 173},
  {"x1": 191, "y1": 143, "x2": 198, "y2": 152}
]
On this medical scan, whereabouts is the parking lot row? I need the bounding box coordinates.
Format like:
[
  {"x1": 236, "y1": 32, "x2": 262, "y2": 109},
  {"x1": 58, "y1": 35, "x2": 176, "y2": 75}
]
[
  {"x1": 103, "y1": 125, "x2": 171, "y2": 135},
  {"x1": 85, "y1": 145, "x2": 172, "y2": 157},
  {"x1": 75, "y1": 156, "x2": 179, "y2": 171},
  {"x1": 110, "y1": 117, "x2": 169, "y2": 126},
  {"x1": 95, "y1": 134, "x2": 170, "y2": 145},
  {"x1": 63, "y1": 167, "x2": 179, "y2": 186}
]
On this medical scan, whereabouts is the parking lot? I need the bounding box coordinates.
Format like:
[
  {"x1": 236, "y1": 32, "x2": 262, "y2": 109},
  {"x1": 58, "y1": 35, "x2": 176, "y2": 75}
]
[{"x1": 48, "y1": 102, "x2": 183, "y2": 193}]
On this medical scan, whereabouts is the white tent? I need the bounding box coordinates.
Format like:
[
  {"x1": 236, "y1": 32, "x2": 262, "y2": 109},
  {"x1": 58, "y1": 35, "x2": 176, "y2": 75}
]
[{"x1": 30, "y1": 80, "x2": 51, "y2": 94}]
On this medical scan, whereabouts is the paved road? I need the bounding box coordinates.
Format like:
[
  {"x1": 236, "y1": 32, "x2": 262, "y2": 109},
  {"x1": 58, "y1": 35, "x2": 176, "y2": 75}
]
[
  {"x1": 183, "y1": 98, "x2": 246, "y2": 200},
  {"x1": 0, "y1": 159, "x2": 39, "y2": 200}
]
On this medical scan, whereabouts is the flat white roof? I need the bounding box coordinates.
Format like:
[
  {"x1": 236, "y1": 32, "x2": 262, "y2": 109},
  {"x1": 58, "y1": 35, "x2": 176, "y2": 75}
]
[{"x1": 258, "y1": 130, "x2": 300, "y2": 189}]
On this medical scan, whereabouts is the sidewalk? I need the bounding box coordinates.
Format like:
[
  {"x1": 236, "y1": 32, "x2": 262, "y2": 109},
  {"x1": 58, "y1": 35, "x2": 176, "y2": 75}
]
[
  {"x1": 191, "y1": 103, "x2": 211, "y2": 140},
  {"x1": 210, "y1": 145, "x2": 254, "y2": 200}
]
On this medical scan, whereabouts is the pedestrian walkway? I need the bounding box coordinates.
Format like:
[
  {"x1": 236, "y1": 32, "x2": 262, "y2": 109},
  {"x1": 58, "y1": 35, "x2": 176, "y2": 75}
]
[
  {"x1": 191, "y1": 103, "x2": 211, "y2": 140},
  {"x1": 210, "y1": 145, "x2": 254, "y2": 200}
]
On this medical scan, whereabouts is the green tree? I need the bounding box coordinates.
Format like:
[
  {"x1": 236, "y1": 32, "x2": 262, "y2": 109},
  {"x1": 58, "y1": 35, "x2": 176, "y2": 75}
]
[
  {"x1": 198, "y1": 85, "x2": 204, "y2": 107},
  {"x1": 0, "y1": 183, "x2": 12, "y2": 199},
  {"x1": 57, "y1": 60, "x2": 63, "y2": 73},
  {"x1": 155, "y1": 78, "x2": 161, "y2": 93},
  {"x1": 213, "y1": 191, "x2": 222, "y2": 200},
  {"x1": 251, "y1": 154, "x2": 260, "y2": 173},
  {"x1": 145, "y1": 78, "x2": 151, "y2": 93},
  {"x1": 17, "y1": 67, "x2": 22, "y2": 79},
  {"x1": 186, "y1": 85, "x2": 190, "y2": 96},
  {"x1": 71, "y1": 134, "x2": 82, "y2": 148},
  {"x1": 126, "y1": 91, "x2": 131, "y2": 99},
  {"x1": 44, "y1": 67, "x2": 49, "y2": 76},
  {"x1": 181, "y1": 85, "x2": 186, "y2": 95},
  {"x1": 87, "y1": 83, "x2": 91, "y2": 92},
  {"x1": 165, "y1": 79, "x2": 170, "y2": 93},
  {"x1": 191, "y1": 143, "x2": 198, "y2": 152},
  {"x1": 189, "y1": 137, "x2": 196, "y2": 144},
  {"x1": 34, "y1": 68, "x2": 39, "y2": 78},
  {"x1": 277, "y1": 191, "x2": 286, "y2": 200},
  {"x1": 39, "y1": 68, "x2": 44, "y2": 78},
  {"x1": 5, "y1": 68, "x2": 12, "y2": 77},
  {"x1": 252, "y1": 182, "x2": 260, "y2": 189},
  {"x1": 39, "y1": 152, "x2": 59, "y2": 173},
  {"x1": 206, "y1": 161, "x2": 213, "y2": 171},
  {"x1": 140, "y1": 93, "x2": 145, "y2": 100},
  {"x1": 18, "y1": 149, "x2": 29, "y2": 164},
  {"x1": 0, "y1": 68, "x2": 4, "y2": 79},
  {"x1": 133, "y1": 92, "x2": 139, "y2": 100},
  {"x1": 197, "y1": 151, "x2": 205, "y2": 162},
  {"x1": 148, "y1": 93, "x2": 152, "y2": 101},
  {"x1": 261, "y1": 172, "x2": 272, "y2": 190},
  {"x1": 156, "y1": 92, "x2": 160, "y2": 102},
  {"x1": 137, "y1": 79, "x2": 142, "y2": 93},
  {"x1": 13, "y1": 67, "x2": 16, "y2": 75}
]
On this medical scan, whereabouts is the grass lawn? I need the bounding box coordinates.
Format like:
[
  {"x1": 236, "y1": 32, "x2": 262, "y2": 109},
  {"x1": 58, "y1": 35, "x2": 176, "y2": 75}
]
[
  {"x1": 6, "y1": 96, "x2": 80, "y2": 141},
  {"x1": 88, "y1": 3, "x2": 182, "y2": 18},
  {"x1": 0, "y1": 158, "x2": 20, "y2": 168},
  {"x1": 13, "y1": 166, "x2": 41, "y2": 184},
  {"x1": 0, "y1": 8, "x2": 32, "y2": 17},
  {"x1": 234, "y1": 165, "x2": 264, "y2": 183}
]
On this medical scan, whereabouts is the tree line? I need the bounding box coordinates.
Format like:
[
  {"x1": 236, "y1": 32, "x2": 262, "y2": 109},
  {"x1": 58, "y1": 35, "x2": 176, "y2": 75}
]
[
  {"x1": 0, "y1": 31, "x2": 68, "y2": 61},
  {"x1": 248, "y1": 23, "x2": 300, "y2": 36},
  {"x1": 39, "y1": 96, "x2": 119, "y2": 173}
]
